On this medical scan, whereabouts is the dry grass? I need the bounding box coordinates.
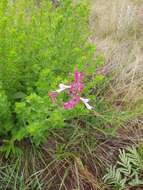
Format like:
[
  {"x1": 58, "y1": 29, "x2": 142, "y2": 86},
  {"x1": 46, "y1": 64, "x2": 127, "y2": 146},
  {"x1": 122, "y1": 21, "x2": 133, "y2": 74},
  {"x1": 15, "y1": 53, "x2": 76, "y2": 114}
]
[
  {"x1": 90, "y1": 0, "x2": 143, "y2": 107},
  {"x1": 1, "y1": 121, "x2": 142, "y2": 190}
]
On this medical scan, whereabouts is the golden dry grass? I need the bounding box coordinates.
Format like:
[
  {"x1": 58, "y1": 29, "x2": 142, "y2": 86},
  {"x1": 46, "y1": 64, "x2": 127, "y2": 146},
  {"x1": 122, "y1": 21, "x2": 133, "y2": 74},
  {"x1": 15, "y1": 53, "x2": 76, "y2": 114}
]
[{"x1": 90, "y1": 0, "x2": 143, "y2": 106}]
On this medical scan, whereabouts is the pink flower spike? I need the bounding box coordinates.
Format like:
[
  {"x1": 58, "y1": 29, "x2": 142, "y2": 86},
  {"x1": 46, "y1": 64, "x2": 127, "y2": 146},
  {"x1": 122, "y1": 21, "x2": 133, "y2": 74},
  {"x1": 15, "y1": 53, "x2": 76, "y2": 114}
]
[
  {"x1": 49, "y1": 69, "x2": 93, "y2": 110},
  {"x1": 64, "y1": 102, "x2": 73, "y2": 109},
  {"x1": 64, "y1": 95, "x2": 80, "y2": 109},
  {"x1": 74, "y1": 70, "x2": 79, "y2": 82},
  {"x1": 48, "y1": 92, "x2": 57, "y2": 102},
  {"x1": 74, "y1": 70, "x2": 84, "y2": 83},
  {"x1": 70, "y1": 82, "x2": 84, "y2": 94},
  {"x1": 68, "y1": 69, "x2": 85, "y2": 94}
]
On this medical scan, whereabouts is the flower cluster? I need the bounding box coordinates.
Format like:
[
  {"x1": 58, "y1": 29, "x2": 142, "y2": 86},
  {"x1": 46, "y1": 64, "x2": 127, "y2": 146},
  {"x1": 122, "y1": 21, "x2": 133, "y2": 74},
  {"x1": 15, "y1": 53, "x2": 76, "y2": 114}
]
[{"x1": 49, "y1": 70, "x2": 93, "y2": 110}]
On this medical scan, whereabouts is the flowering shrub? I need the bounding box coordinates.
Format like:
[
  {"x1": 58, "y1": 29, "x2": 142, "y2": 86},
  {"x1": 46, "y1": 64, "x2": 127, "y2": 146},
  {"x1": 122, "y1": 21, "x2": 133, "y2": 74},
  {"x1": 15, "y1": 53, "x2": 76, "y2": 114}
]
[{"x1": 0, "y1": 0, "x2": 104, "y2": 153}]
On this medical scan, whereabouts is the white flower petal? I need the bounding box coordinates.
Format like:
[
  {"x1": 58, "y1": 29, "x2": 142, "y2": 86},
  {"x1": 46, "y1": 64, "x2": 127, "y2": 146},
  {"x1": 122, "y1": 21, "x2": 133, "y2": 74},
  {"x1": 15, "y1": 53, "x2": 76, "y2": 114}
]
[
  {"x1": 80, "y1": 97, "x2": 89, "y2": 103},
  {"x1": 56, "y1": 83, "x2": 71, "y2": 93},
  {"x1": 80, "y1": 97, "x2": 93, "y2": 110},
  {"x1": 59, "y1": 83, "x2": 71, "y2": 89},
  {"x1": 84, "y1": 102, "x2": 93, "y2": 110}
]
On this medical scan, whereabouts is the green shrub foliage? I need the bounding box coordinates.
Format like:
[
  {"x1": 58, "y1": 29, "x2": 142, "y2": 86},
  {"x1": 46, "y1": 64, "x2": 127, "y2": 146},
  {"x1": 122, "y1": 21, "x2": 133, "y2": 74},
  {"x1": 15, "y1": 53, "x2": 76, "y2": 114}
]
[{"x1": 0, "y1": 0, "x2": 103, "y2": 151}]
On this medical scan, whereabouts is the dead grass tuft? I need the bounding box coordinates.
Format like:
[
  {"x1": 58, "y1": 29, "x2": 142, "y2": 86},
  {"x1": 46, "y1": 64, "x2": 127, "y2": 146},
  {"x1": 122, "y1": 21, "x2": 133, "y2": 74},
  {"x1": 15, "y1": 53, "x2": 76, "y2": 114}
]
[{"x1": 90, "y1": 0, "x2": 143, "y2": 107}]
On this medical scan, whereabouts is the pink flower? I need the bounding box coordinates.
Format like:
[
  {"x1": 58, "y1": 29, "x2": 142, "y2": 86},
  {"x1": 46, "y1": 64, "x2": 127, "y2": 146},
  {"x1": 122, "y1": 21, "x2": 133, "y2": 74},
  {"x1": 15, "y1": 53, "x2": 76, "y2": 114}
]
[
  {"x1": 74, "y1": 69, "x2": 84, "y2": 83},
  {"x1": 70, "y1": 70, "x2": 84, "y2": 94},
  {"x1": 70, "y1": 82, "x2": 84, "y2": 94},
  {"x1": 64, "y1": 95, "x2": 80, "y2": 109},
  {"x1": 48, "y1": 92, "x2": 57, "y2": 102},
  {"x1": 49, "y1": 69, "x2": 93, "y2": 110}
]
